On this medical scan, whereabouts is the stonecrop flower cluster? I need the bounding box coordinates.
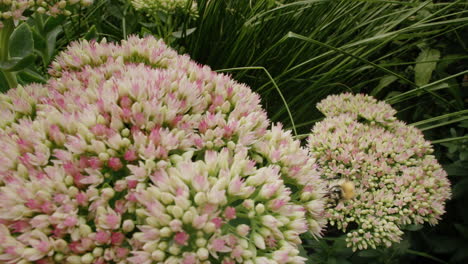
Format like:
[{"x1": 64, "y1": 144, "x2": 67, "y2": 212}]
[
  {"x1": 0, "y1": 36, "x2": 326, "y2": 263},
  {"x1": 0, "y1": 0, "x2": 93, "y2": 28},
  {"x1": 308, "y1": 93, "x2": 451, "y2": 251},
  {"x1": 130, "y1": 0, "x2": 197, "y2": 19}
]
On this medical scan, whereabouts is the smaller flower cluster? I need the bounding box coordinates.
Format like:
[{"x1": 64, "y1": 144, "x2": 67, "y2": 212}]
[
  {"x1": 0, "y1": 0, "x2": 93, "y2": 27},
  {"x1": 308, "y1": 93, "x2": 451, "y2": 251},
  {"x1": 130, "y1": 0, "x2": 198, "y2": 18}
]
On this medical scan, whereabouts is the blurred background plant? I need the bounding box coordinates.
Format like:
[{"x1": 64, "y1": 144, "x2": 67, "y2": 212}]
[
  {"x1": 0, "y1": 0, "x2": 467, "y2": 263},
  {"x1": 0, "y1": 0, "x2": 94, "y2": 90}
]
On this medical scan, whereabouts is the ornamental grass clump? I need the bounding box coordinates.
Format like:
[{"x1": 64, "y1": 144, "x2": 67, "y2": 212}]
[
  {"x1": 0, "y1": 36, "x2": 326, "y2": 263},
  {"x1": 308, "y1": 93, "x2": 451, "y2": 251}
]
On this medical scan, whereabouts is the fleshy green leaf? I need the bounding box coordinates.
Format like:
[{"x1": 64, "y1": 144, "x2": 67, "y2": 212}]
[
  {"x1": 415, "y1": 48, "x2": 440, "y2": 86},
  {"x1": 46, "y1": 26, "x2": 63, "y2": 61},
  {"x1": 0, "y1": 55, "x2": 36, "y2": 72},
  {"x1": 371, "y1": 75, "x2": 398, "y2": 96},
  {"x1": 9, "y1": 23, "x2": 34, "y2": 58},
  {"x1": 84, "y1": 25, "x2": 98, "y2": 41},
  {"x1": 17, "y1": 69, "x2": 47, "y2": 84}
]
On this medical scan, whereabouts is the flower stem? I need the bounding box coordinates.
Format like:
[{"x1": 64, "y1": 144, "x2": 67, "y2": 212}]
[{"x1": 0, "y1": 19, "x2": 18, "y2": 90}]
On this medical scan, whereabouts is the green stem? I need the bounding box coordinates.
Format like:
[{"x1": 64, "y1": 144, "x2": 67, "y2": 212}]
[{"x1": 0, "y1": 19, "x2": 18, "y2": 89}]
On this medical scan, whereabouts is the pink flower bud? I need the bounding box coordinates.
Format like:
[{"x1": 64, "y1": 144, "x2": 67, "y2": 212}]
[{"x1": 108, "y1": 157, "x2": 123, "y2": 171}]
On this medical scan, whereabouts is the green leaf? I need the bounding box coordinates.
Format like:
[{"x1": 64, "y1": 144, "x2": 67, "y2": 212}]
[
  {"x1": 371, "y1": 75, "x2": 398, "y2": 96},
  {"x1": 0, "y1": 55, "x2": 36, "y2": 72},
  {"x1": 0, "y1": 72, "x2": 9, "y2": 92},
  {"x1": 297, "y1": 244, "x2": 314, "y2": 264},
  {"x1": 454, "y1": 224, "x2": 468, "y2": 239},
  {"x1": 172, "y1": 27, "x2": 197, "y2": 38},
  {"x1": 444, "y1": 161, "x2": 468, "y2": 176},
  {"x1": 84, "y1": 25, "x2": 98, "y2": 41},
  {"x1": 357, "y1": 249, "x2": 381, "y2": 258},
  {"x1": 17, "y1": 69, "x2": 47, "y2": 84},
  {"x1": 460, "y1": 150, "x2": 468, "y2": 161},
  {"x1": 453, "y1": 178, "x2": 468, "y2": 199},
  {"x1": 44, "y1": 15, "x2": 66, "y2": 33},
  {"x1": 9, "y1": 23, "x2": 34, "y2": 58},
  {"x1": 46, "y1": 26, "x2": 63, "y2": 63},
  {"x1": 414, "y1": 48, "x2": 440, "y2": 86}
]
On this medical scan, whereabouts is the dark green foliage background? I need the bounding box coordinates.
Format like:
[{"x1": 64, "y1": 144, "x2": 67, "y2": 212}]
[{"x1": 1, "y1": 0, "x2": 467, "y2": 263}]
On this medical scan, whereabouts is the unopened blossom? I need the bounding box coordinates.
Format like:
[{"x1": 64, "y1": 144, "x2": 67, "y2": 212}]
[
  {"x1": 0, "y1": 36, "x2": 326, "y2": 263},
  {"x1": 0, "y1": 0, "x2": 94, "y2": 26},
  {"x1": 130, "y1": 0, "x2": 198, "y2": 18},
  {"x1": 308, "y1": 93, "x2": 451, "y2": 251}
]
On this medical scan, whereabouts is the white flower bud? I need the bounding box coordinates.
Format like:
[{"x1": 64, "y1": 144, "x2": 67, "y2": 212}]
[{"x1": 197, "y1": 248, "x2": 209, "y2": 260}]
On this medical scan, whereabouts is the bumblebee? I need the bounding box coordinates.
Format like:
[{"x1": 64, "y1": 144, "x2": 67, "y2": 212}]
[{"x1": 327, "y1": 179, "x2": 355, "y2": 206}]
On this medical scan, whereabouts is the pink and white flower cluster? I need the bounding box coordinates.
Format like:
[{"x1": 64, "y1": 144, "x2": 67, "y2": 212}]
[
  {"x1": 308, "y1": 93, "x2": 451, "y2": 251},
  {"x1": 130, "y1": 0, "x2": 198, "y2": 18},
  {"x1": 0, "y1": 0, "x2": 93, "y2": 28},
  {"x1": 0, "y1": 36, "x2": 326, "y2": 263}
]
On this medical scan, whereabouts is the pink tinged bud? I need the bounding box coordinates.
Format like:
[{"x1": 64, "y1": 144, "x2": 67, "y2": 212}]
[
  {"x1": 5, "y1": 246, "x2": 18, "y2": 256},
  {"x1": 64, "y1": 216, "x2": 78, "y2": 227},
  {"x1": 270, "y1": 199, "x2": 287, "y2": 211},
  {"x1": 121, "y1": 108, "x2": 132, "y2": 121},
  {"x1": 124, "y1": 149, "x2": 138, "y2": 161},
  {"x1": 193, "y1": 214, "x2": 208, "y2": 229},
  {"x1": 41, "y1": 201, "x2": 55, "y2": 214},
  {"x1": 265, "y1": 236, "x2": 277, "y2": 248},
  {"x1": 120, "y1": 96, "x2": 133, "y2": 108},
  {"x1": 26, "y1": 199, "x2": 42, "y2": 210},
  {"x1": 236, "y1": 224, "x2": 250, "y2": 237},
  {"x1": 111, "y1": 232, "x2": 125, "y2": 245},
  {"x1": 88, "y1": 157, "x2": 103, "y2": 169},
  {"x1": 174, "y1": 231, "x2": 189, "y2": 246},
  {"x1": 108, "y1": 157, "x2": 123, "y2": 171},
  {"x1": 224, "y1": 207, "x2": 236, "y2": 220},
  {"x1": 95, "y1": 230, "x2": 111, "y2": 244},
  {"x1": 54, "y1": 194, "x2": 67, "y2": 203},
  {"x1": 49, "y1": 125, "x2": 65, "y2": 144},
  {"x1": 91, "y1": 124, "x2": 108, "y2": 137},
  {"x1": 169, "y1": 219, "x2": 183, "y2": 232},
  {"x1": 76, "y1": 192, "x2": 88, "y2": 206},
  {"x1": 211, "y1": 217, "x2": 223, "y2": 228},
  {"x1": 36, "y1": 241, "x2": 50, "y2": 253},
  {"x1": 127, "y1": 193, "x2": 137, "y2": 202},
  {"x1": 69, "y1": 241, "x2": 85, "y2": 254},
  {"x1": 198, "y1": 120, "x2": 208, "y2": 133},
  {"x1": 10, "y1": 220, "x2": 29, "y2": 233},
  {"x1": 114, "y1": 200, "x2": 126, "y2": 214},
  {"x1": 231, "y1": 246, "x2": 243, "y2": 258},
  {"x1": 182, "y1": 254, "x2": 196, "y2": 264},
  {"x1": 52, "y1": 227, "x2": 65, "y2": 238},
  {"x1": 212, "y1": 238, "x2": 229, "y2": 252},
  {"x1": 94, "y1": 257, "x2": 105, "y2": 264},
  {"x1": 133, "y1": 112, "x2": 145, "y2": 126},
  {"x1": 212, "y1": 94, "x2": 224, "y2": 107},
  {"x1": 116, "y1": 247, "x2": 129, "y2": 258},
  {"x1": 105, "y1": 214, "x2": 121, "y2": 229},
  {"x1": 127, "y1": 180, "x2": 138, "y2": 189}
]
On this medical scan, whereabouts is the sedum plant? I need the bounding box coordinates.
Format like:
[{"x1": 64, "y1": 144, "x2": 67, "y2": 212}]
[
  {"x1": 308, "y1": 93, "x2": 451, "y2": 251},
  {"x1": 0, "y1": 36, "x2": 326, "y2": 263},
  {"x1": 131, "y1": 0, "x2": 197, "y2": 18}
]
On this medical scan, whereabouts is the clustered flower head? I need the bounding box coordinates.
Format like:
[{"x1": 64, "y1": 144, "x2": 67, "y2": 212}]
[
  {"x1": 0, "y1": 36, "x2": 326, "y2": 263},
  {"x1": 0, "y1": 0, "x2": 93, "y2": 28},
  {"x1": 308, "y1": 93, "x2": 451, "y2": 251},
  {"x1": 130, "y1": 0, "x2": 198, "y2": 19}
]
